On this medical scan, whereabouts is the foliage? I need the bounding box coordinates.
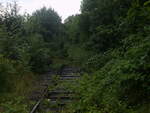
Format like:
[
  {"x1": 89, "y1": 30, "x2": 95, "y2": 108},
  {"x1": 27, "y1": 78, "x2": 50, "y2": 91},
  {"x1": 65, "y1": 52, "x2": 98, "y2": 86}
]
[
  {"x1": 0, "y1": 1, "x2": 63, "y2": 110},
  {"x1": 0, "y1": 96, "x2": 29, "y2": 113},
  {"x1": 26, "y1": 7, "x2": 62, "y2": 42},
  {"x1": 0, "y1": 55, "x2": 15, "y2": 93},
  {"x1": 0, "y1": 0, "x2": 150, "y2": 112},
  {"x1": 69, "y1": 34, "x2": 150, "y2": 113},
  {"x1": 64, "y1": 0, "x2": 150, "y2": 113}
]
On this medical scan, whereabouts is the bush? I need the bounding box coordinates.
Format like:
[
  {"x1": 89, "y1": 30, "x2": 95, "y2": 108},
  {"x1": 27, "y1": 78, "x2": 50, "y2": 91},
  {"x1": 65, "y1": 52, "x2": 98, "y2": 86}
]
[
  {"x1": 68, "y1": 34, "x2": 150, "y2": 113},
  {"x1": 0, "y1": 55, "x2": 15, "y2": 93},
  {"x1": 0, "y1": 96, "x2": 29, "y2": 113}
]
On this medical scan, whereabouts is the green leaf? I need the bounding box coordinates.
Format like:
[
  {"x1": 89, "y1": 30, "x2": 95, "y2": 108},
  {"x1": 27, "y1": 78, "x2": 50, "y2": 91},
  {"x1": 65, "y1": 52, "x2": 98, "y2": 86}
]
[{"x1": 144, "y1": 0, "x2": 150, "y2": 6}]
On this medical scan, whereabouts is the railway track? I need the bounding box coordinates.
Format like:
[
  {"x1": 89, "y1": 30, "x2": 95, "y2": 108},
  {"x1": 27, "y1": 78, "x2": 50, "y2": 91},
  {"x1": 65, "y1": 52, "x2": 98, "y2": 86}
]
[{"x1": 29, "y1": 67, "x2": 80, "y2": 113}]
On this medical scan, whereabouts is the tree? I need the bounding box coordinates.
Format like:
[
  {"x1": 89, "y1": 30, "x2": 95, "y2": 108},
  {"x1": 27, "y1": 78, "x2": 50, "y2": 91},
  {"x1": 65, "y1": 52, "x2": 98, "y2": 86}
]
[
  {"x1": 79, "y1": 0, "x2": 134, "y2": 52},
  {"x1": 26, "y1": 7, "x2": 62, "y2": 42}
]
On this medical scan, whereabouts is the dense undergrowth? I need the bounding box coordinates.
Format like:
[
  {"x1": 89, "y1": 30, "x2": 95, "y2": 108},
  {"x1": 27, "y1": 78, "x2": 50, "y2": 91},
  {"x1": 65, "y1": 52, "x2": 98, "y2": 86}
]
[
  {"x1": 67, "y1": 34, "x2": 150, "y2": 113},
  {"x1": 0, "y1": 2, "x2": 63, "y2": 112},
  {"x1": 0, "y1": 0, "x2": 150, "y2": 113},
  {"x1": 65, "y1": 0, "x2": 150, "y2": 112}
]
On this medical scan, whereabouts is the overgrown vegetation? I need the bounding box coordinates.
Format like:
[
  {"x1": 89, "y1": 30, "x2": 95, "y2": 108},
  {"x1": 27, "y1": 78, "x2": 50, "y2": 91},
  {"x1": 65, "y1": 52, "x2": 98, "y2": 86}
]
[
  {"x1": 0, "y1": 0, "x2": 150, "y2": 112},
  {"x1": 64, "y1": 0, "x2": 150, "y2": 113},
  {"x1": 0, "y1": 1, "x2": 64, "y2": 112}
]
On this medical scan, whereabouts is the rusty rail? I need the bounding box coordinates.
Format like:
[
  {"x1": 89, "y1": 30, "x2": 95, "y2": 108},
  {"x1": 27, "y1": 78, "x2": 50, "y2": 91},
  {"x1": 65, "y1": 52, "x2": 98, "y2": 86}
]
[{"x1": 29, "y1": 87, "x2": 48, "y2": 113}]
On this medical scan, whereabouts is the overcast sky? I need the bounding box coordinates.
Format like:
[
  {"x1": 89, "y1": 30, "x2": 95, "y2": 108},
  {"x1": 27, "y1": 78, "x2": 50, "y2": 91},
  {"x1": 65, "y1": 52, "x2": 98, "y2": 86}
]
[{"x1": 1, "y1": 0, "x2": 82, "y2": 21}]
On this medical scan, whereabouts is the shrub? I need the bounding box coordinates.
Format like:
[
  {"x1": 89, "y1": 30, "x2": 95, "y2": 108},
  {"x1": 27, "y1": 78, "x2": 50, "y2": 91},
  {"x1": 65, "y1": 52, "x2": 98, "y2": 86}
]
[
  {"x1": 68, "y1": 34, "x2": 150, "y2": 113},
  {"x1": 0, "y1": 55, "x2": 15, "y2": 93}
]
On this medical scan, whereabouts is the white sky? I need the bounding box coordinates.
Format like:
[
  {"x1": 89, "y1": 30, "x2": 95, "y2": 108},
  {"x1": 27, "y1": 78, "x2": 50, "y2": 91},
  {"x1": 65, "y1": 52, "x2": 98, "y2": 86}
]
[{"x1": 1, "y1": 0, "x2": 82, "y2": 21}]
